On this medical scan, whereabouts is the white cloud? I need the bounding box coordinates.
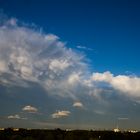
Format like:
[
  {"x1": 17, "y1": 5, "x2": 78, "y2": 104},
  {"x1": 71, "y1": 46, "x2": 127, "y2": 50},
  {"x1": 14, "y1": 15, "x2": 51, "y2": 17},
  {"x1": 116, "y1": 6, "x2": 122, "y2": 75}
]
[
  {"x1": 52, "y1": 110, "x2": 71, "y2": 118},
  {"x1": 0, "y1": 17, "x2": 140, "y2": 101},
  {"x1": 22, "y1": 105, "x2": 38, "y2": 113},
  {"x1": 0, "y1": 18, "x2": 87, "y2": 98},
  {"x1": 92, "y1": 71, "x2": 113, "y2": 82},
  {"x1": 73, "y1": 101, "x2": 83, "y2": 108},
  {"x1": 7, "y1": 114, "x2": 26, "y2": 119},
  {"x1": 91, "y1": 71, "x2": 140, "y2": 98},
  {"x1": 8, "y1": 114, "x2": 20, "y2": 119}
]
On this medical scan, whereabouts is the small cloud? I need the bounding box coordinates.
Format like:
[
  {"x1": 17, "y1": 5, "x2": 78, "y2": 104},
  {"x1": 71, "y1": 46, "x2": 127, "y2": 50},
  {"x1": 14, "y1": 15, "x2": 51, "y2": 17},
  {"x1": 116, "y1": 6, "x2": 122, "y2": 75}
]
[
  {"x1": 77, "y1": 45, "x2": 93, "y2": 51},
  {"x1": 94, "y1": 110, "x2": 105, "y2": 115},
  {"x1": 73, "y1": 101, "x2": 83, "y2": 108},
  {"x1": 22, "y1": 105, "x2": 38, "y2": 113},
  {"x1": 52, "y1": 110, "x2": 71, "y2": 119},
  {"x1": 118, "y1": 117, "x2": 129, "y2": 120},
  {"x1": 7, "y1": 114, "x2": 26, "y2": 120}
]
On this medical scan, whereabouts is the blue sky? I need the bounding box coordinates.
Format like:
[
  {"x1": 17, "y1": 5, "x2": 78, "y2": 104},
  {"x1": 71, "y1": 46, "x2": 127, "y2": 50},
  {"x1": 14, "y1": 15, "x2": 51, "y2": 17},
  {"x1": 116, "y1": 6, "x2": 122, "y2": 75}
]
[
  {"x1": 0, "y1": 0, "x2": 140, "y2": 130},
  {"x1": 1, "y1": 0, "x2": 140, "y2": 74}
]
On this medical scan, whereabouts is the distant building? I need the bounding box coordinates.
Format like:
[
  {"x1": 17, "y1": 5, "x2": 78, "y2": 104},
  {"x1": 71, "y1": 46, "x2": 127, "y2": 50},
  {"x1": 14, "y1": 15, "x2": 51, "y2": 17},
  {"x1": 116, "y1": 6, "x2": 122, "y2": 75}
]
[
  {"x1": 114, "y1": 128, "x2": 120, "y2": 132},
  {"x1": 0, "y1": 128, "x2": 4, "y2": 131},
  {"x1": 66, "y1": 129, "x2": 72, "y2": 131},
  {"x1": 13, "y1": 128, "x2": 19, "y2": 131},
  {"x1": 128, "y1": 130, "x2": 138, "y2": 133},
  {"x1": 114, "y1": 125, "x2": 120, "y2": 132}
]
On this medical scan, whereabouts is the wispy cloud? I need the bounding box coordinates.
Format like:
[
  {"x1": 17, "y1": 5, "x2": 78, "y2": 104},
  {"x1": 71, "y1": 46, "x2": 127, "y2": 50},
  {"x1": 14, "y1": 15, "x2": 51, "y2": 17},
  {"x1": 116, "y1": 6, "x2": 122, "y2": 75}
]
[
  {"x1": 94, "y1": 110, "x2": 105, "y2": 115},
  {"x1": 118, "y1": 117, "x2": 129, "y2": 120},
  {"x1": 77, "y1": 45, "x2": 93, "y2": 51},
  {"x1": 52, "y1": 110, "x2": 71, "y2": 119}
]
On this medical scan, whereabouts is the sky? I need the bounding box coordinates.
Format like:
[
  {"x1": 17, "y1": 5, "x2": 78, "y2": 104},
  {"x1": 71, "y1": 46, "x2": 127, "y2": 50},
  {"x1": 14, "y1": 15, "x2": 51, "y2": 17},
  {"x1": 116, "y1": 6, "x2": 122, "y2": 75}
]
[{"x1": 0, "y1": 0, "x2": 140, "y2": 130}]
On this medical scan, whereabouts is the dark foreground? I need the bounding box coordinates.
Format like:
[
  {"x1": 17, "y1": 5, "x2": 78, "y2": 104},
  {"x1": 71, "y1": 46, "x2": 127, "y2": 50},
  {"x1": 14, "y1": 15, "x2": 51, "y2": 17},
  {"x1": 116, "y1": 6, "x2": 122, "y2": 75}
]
[{"x1": 0, "y1": 128, "x2": 140, "y2": 140}]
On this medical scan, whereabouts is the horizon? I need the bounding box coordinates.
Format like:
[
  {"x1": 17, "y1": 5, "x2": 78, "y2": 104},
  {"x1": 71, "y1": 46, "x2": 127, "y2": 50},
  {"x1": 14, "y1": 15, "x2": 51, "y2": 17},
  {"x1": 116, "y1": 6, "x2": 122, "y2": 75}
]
[{"x1": 0, "y1": 127, "x2": 139, "y2": 132}]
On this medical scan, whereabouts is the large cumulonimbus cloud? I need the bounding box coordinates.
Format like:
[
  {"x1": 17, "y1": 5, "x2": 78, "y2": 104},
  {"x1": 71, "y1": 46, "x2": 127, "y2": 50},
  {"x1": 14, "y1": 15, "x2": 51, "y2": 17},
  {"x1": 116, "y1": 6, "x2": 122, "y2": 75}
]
[
  {"x1": 0, "y1": 17, "x2": 140, "y2": 101},
  {"x1": 0, "y1": 18, "x2": 88, "y2": 99}
]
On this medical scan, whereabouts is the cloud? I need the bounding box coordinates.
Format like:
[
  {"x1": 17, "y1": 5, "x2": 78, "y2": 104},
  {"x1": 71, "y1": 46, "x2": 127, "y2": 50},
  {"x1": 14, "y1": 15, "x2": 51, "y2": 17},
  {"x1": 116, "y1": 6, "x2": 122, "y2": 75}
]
[
  {"x1": 94, "y1": 110, "x2": 105, "y2": 115},
  {"x1": 49, "y1": 59, "x2": 71, "y2": 74},
  {"x1": 73, "y1": 101, "x2": 83, "y2": 108},
  {"x1": 77, "y1": 45, "x2": 93, "y2": 51},
  {"x1": 0, "y1": 60, "x2": 7, "y2": 72},
  {"x1": 22, "y1": 105, "x2": 38, "y2": 113},
  {"x1": 6, "y1": 18, "x2": 17, "y2": 26},
  {"x1": 52, "y1": 110, "x2": 71, "y2": 119},
  {"x1": 118, "y1": 117, "x2": 129, "y2": 120},
  {"x1": 0, "y1": 17, "x2": 88, "y2": 98},
  {"x1": 7, "y1": 114, "x2": 26, "y2": 120},
  {"x1": 91, "y1": 71, "x2": 140, "y2": 98},
  {"x1": 0, "y1": 16, "x2": 140, "y2": 102}
]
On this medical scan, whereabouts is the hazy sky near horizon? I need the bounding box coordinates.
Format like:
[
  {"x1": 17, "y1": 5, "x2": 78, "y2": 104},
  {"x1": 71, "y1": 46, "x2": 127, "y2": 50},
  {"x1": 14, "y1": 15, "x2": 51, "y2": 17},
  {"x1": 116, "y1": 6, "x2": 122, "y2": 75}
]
[{"x1": 0, "y1": 0, "x2": 140, "y2": 129}]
